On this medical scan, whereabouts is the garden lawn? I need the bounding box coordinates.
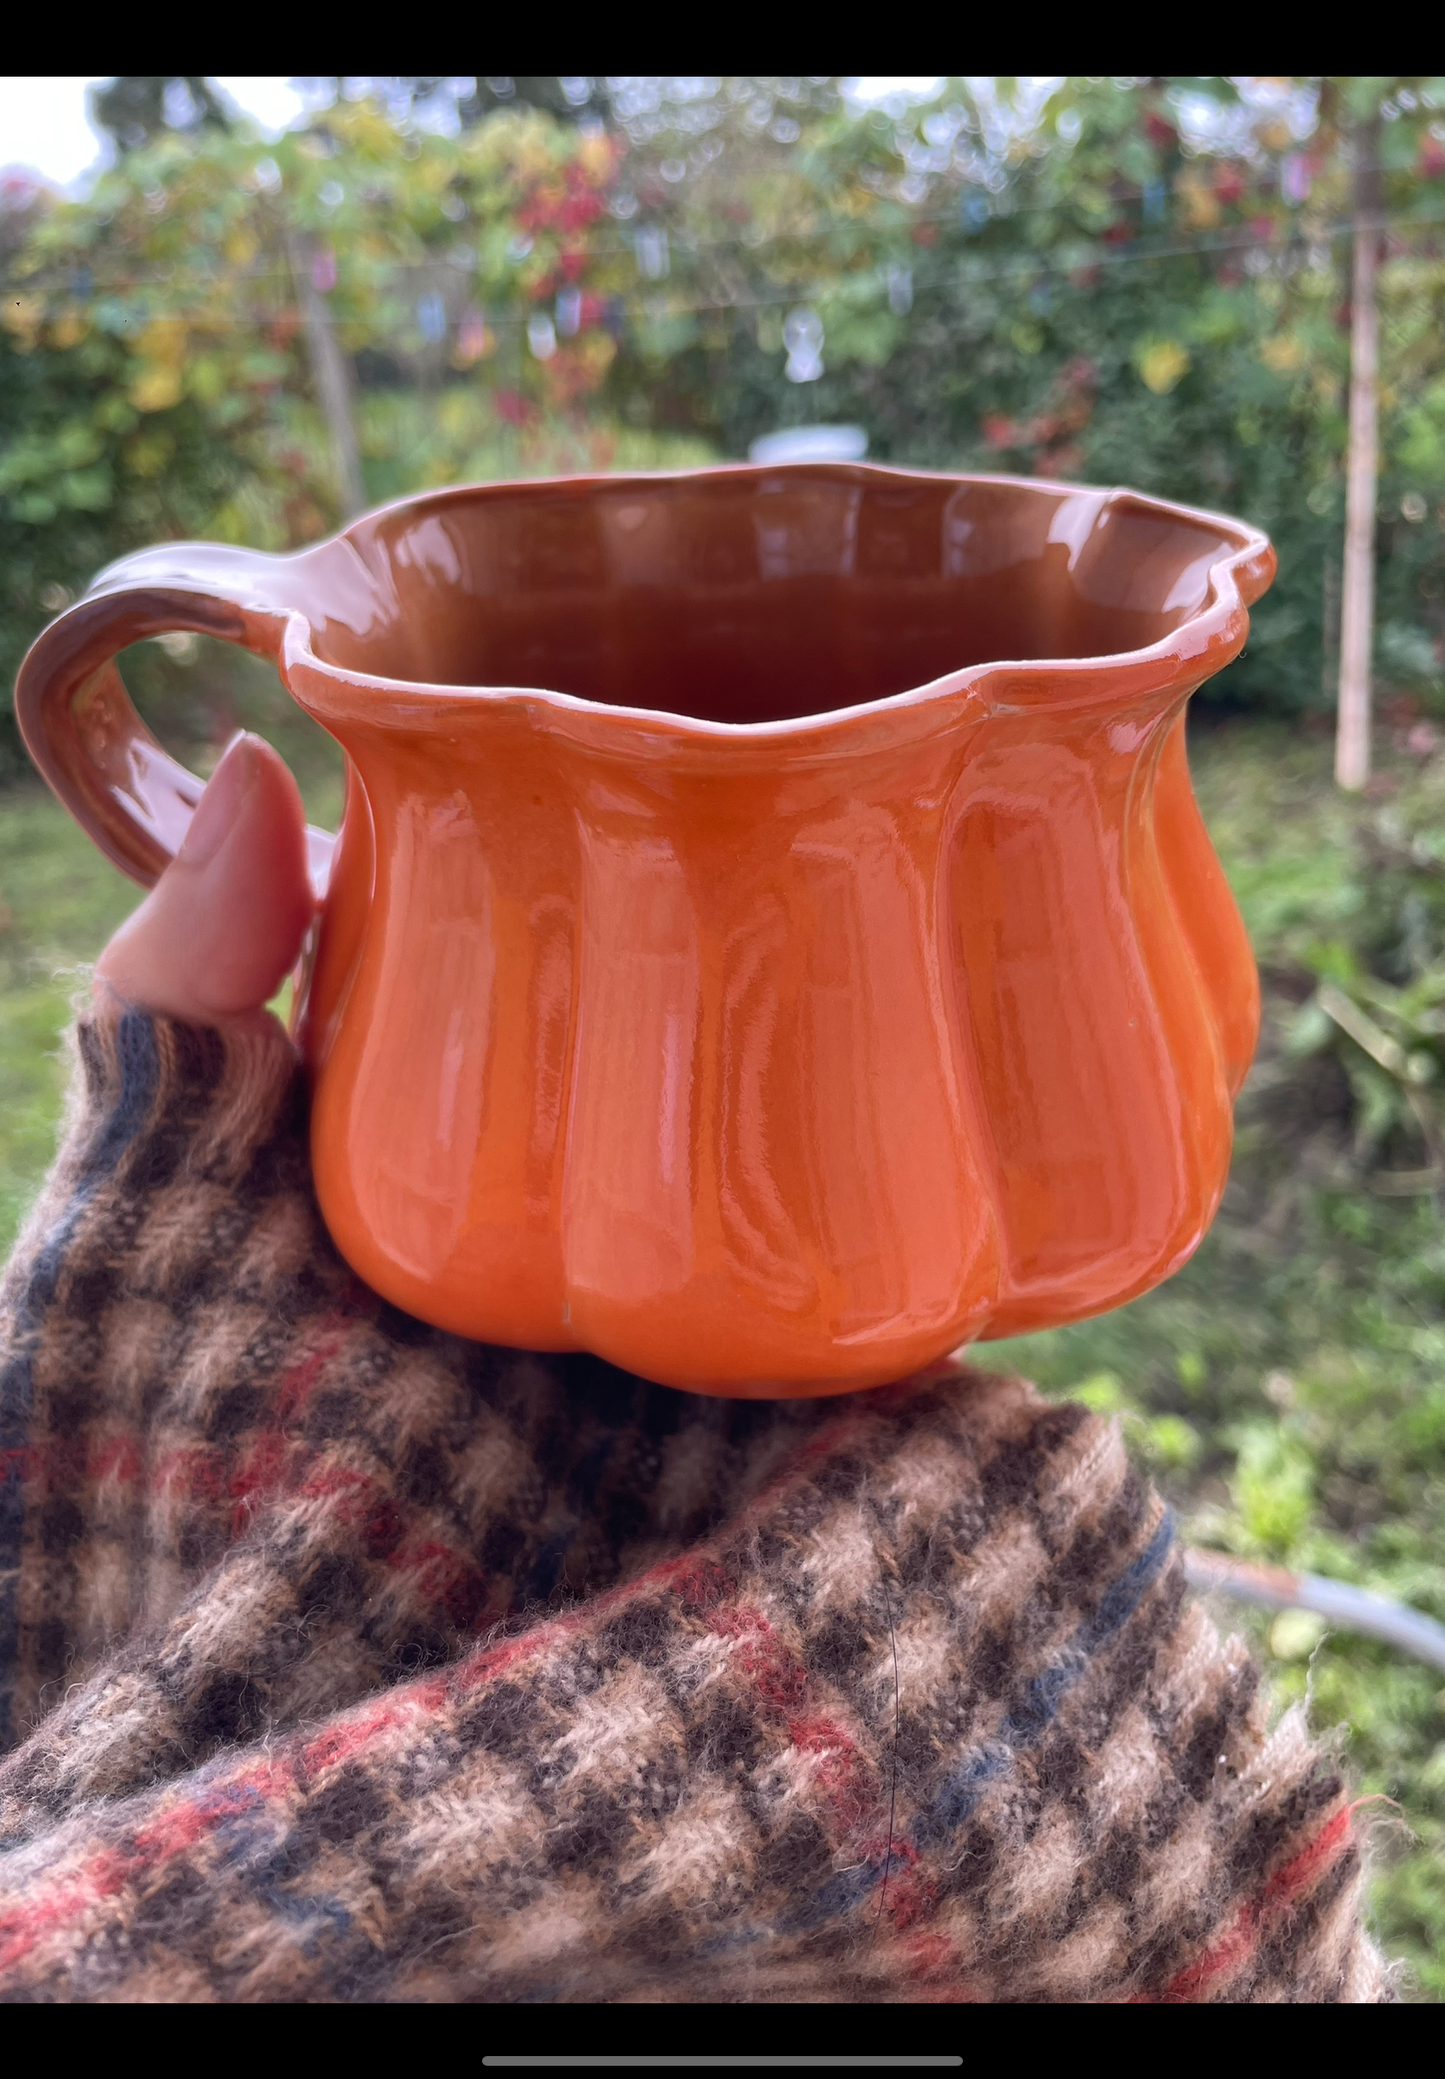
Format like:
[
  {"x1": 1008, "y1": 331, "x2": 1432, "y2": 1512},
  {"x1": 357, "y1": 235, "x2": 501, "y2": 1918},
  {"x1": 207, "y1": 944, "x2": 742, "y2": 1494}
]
[{"x1": 0, "y1": 717, "x2": 1441, "y2": 1994}]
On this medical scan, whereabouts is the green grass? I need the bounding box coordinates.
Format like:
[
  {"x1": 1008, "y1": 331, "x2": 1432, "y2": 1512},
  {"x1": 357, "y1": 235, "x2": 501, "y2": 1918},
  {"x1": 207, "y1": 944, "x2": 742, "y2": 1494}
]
[
  {"x1": 0, "y1": 710, "x2": 1442, "y2": 1991},
  {"x1": 0, "y1": 790, "x2": 139, "y2": 1243}
]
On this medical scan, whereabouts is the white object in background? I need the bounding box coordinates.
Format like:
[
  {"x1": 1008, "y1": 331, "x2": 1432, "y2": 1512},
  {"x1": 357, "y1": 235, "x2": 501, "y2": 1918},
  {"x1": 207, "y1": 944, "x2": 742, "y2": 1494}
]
[
  {"x1": 783, "y1": 304, "x2": 825, "y2": 383},
  {"x1": 527, "y1": 313, "x2": 557, "y2": 362},
  {"x1": 556, "y1": 285, "x2": 583, "y2": 338},
  {"x1": 416, "y1": 292, "x2": 447, "y2": 345},
  {"x1": 748, "y1": 426, "x2": 869, "y2": 465},
  {"x1": 0, "y1": 76, "x2": 113, "y2": 188},
  {"x1": 634, "y1": 225, "x2": 669, "y2": 280}
]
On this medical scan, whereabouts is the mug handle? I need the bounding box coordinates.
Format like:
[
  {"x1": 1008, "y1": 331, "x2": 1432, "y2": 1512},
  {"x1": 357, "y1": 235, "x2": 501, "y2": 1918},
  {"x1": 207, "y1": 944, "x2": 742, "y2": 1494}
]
[{"x1": 13, "y1": 541, "x2": 339, "y2": 895}]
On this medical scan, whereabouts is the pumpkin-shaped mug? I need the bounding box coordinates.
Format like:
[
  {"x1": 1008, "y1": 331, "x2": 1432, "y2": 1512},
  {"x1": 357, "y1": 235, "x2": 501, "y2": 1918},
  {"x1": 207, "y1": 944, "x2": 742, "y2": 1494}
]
[{"x1": 15, "y1": 465, "x2": 1271, "y2": 1395}]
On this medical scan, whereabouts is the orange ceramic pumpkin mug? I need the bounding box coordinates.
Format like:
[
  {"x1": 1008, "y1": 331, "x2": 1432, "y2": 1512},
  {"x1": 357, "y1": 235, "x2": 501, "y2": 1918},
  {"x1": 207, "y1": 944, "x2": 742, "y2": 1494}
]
[{"x1": 14, "y1": 465, "x2": 1272, "y2": 1396}]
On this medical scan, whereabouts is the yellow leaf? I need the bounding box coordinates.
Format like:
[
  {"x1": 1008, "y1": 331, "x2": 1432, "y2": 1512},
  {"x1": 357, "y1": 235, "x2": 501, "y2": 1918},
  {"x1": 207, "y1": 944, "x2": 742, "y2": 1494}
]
[
  {"x1": 1261, "y1": 334, "x2": 1305, "y2": 374},
  {"x1": 1174, "y1": 170, "x2": 1220, "y2": 230},
  {"x1": 49, "y1": 308, "x2": 89, "y2": 350},
  {"x1": 577, "y1": 132, "x2": 615, "y2": 182},
  {"x1": 138, "y1": 317, "x2": 188, "y2": 367},
  {"x1": 581, "y1": 333, "x2": 616, "y2": 375},
  {"x1": 513, "y1": 136, "x2": 551, "y2": 180},
  {"x1": 225, "y1": 230, "x2": 259, "y2": 268},
  {"x1": 2, "y1": 293, "x2": 45, "y2": 348},
  {"x1": 130, "y1": 365, "x2": 184, "y2": 413},
  {"x1": 1139, "y1": 340, "x2": 1191, "y2": 395}
]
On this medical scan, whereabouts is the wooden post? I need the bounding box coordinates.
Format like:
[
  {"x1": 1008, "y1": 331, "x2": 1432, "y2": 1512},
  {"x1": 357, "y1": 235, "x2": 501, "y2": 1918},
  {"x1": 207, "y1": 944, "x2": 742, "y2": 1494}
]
[
  {"x1": 1335, "y1": 119, "x2": 1381, "y2": 792},
  {"x1": 288, "y1": 235, "x2": 365, "y2": 521}
]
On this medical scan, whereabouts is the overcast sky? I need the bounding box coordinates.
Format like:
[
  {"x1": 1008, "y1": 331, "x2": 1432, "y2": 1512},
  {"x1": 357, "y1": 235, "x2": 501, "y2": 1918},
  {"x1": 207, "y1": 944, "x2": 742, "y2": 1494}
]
[
  {"x1": 0, "y1": 78, "x2": 329, "y2": 188},
  {"x1": 0, "y1": 77, "x2": 942, "y2": 191}
]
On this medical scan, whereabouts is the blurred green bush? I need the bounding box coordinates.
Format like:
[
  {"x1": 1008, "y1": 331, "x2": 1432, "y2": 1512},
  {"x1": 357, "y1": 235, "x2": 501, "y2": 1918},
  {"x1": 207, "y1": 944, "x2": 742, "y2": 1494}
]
[{"x1": 3, "y1": 75, "x2": 1445, "y2": 772}]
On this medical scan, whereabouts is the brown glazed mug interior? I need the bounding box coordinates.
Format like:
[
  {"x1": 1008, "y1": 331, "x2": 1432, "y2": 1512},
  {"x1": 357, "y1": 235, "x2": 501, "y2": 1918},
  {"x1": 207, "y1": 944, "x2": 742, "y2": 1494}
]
[{"x1": 303, "y1": 470, "x2": 1245, "y2": 722}]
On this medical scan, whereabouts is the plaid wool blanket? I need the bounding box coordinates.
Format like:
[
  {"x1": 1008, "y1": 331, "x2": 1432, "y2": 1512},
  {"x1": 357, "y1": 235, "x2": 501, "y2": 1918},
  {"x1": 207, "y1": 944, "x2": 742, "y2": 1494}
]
[{"x1": 0, "y1": 1009, "x2": 1387, "y2": 2001}]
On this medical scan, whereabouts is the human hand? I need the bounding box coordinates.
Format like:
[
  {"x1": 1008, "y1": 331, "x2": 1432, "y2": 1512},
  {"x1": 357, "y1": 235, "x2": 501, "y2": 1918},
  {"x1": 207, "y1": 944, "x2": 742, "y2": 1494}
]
[{"x1": 94, "y1": 733, "x2": 315, "y2": 1035}]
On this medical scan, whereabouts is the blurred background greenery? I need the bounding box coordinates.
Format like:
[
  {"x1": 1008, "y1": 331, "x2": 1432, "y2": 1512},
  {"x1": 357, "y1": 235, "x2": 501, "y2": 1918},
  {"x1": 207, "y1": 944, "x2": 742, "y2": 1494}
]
[
  {"x1": 5, "y1": 76, "x2": 1445, "y2": 752},
  {"x1": 4, "y1": 75, "x2": 1445, "y2": 1992}
]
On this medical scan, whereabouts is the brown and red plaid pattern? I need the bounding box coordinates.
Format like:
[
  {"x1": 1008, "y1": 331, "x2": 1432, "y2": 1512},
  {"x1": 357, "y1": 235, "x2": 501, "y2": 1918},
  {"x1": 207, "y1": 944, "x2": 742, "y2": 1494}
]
[{"x1": 0, "y1": 1010, "x2": 1387, "y2": 2001}]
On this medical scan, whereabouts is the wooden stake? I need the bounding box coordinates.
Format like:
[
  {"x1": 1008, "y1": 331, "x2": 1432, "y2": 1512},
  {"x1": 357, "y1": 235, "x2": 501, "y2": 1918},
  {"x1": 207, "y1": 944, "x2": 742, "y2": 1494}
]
[
  {"x1": 1336, "y1": 125, "x2": 1381, "y2": 792},
  {"x1": 288, "y1": 235, "x2": 365, "y2": 521}
]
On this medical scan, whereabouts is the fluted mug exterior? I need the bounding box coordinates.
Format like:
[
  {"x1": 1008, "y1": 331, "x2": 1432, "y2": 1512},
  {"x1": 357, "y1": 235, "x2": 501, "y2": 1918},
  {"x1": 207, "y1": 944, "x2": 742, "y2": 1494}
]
[{"x1": 14, "y1": 466, "x2": 1272, "y2": 1395}]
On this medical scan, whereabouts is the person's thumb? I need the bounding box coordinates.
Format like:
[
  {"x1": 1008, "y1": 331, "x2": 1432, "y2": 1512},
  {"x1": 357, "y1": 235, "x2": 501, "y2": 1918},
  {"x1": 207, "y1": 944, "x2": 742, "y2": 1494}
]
[{"x1": 95, "y1": 733, "x2": 315, "y2": 1031}]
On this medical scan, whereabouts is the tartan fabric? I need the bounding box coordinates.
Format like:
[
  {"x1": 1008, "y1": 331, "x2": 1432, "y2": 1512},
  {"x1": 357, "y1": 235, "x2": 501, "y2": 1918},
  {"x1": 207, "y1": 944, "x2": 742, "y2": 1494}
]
[{"x1": 0, "y1": 1010, "x2": 1387, "y2": 2002}]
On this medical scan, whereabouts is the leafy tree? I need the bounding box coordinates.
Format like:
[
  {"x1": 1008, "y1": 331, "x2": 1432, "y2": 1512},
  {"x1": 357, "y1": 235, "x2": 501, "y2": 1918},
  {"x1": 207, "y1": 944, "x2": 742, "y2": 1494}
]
[
  {"x1": 336, "y1": 77, "x2": 612, "y2": 128},
  {"x1": 91, "y1": 77, "x2": 231, "y2": 151},
  {"x1": 597, "y1": 77, "x2": 1445, "y2": 714},
  {"x1": 4, "y1": 75, "x2": 1445, "y2": 774}
]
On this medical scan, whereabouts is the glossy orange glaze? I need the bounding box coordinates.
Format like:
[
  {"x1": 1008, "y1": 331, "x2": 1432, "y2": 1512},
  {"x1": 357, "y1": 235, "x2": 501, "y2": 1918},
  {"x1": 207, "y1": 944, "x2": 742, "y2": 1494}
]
[{"x1": 14, "y1": 466, "x2": 1272, "y2": 1394}]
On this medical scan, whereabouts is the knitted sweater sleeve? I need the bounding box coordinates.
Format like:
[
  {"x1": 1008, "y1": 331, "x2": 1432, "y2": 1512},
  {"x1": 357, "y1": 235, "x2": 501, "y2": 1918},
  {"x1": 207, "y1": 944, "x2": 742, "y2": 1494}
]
[{"x1": 0, "y1": 1010, "x2": 1389, "y2": 2003}]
